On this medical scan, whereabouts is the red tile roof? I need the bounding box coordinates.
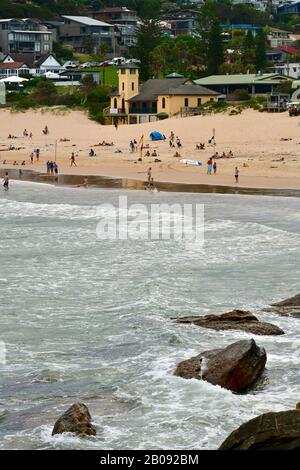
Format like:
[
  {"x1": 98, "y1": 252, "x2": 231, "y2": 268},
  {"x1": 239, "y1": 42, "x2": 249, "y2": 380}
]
[
  {"x1": 273, "y1": 45, "x2": 299, "y2": 55},
  {"x1": 0, "y1": 62, "x2": 27, "y2": 69}
]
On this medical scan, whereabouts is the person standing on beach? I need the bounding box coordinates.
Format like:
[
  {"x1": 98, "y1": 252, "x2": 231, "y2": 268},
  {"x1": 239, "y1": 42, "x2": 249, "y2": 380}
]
[
  {"x1": 207, "y1": 158, "x2": 212, "y2": 175},
  {"x1": 54, "y1": 162, "x2": 58, "y2": 175},
  {"x1": 213, "y1": 161, "x2": 217, "y2": 174},
  {"x1": 70, "y1": 153, "x2": 77, "y2": 167},
  {"x1": 3, "y1": 172, "x2": 9, "y2": 190},
  {"x1": 83, "y1": 176, "x2": 88, "y2": 188},
  {"x1": 147, "y1": 167, "x2": 152, "y2": 184},
  {"x1": 30, "y1": 152, "x2": 34, "y2": 164},
  {"x1": 235, "y1": 167, "x2": 239, "y2": 183},
  {"x1": 36, "y1": 149, "x2": 40, "y2": 162}
]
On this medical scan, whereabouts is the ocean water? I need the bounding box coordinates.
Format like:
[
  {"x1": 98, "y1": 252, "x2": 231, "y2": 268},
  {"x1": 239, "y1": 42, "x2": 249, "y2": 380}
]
[{"x1": 0, "y1": 180, "x2": 300, "y2": 450}]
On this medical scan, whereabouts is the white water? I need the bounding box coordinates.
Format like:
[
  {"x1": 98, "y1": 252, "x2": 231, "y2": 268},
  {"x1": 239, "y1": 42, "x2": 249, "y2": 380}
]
[{"x1": 0, "y1": 181, "x2": 300, "y2": 449}]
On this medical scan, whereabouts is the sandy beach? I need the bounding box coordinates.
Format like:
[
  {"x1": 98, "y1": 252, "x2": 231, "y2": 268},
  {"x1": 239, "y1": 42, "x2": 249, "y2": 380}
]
[{"x1": 1, "y1": 107, "x2": 300, "y2": 190}]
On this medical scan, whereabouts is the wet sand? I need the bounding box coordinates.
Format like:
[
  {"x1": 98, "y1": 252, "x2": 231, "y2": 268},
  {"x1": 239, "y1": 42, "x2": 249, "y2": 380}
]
[{"x1": 5, "y1": 167, "x2": 300, "y2": 197}]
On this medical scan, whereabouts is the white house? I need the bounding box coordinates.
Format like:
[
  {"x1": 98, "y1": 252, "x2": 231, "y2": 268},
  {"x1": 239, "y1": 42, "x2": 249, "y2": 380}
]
[
  {"x1": 270, "y1": 63, "x2": 300, "y2": 79},
  {"x1": 35, "y1": 54, "x2": 64, "y2": 75},
  {"x1": 1, "y1": 53, "x2": 64, "y2": 76}
]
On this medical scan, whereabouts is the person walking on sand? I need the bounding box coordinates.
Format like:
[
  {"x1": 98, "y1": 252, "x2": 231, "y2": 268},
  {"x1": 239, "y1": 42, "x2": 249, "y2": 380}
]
[
  {"x1": 30, "y1": 152, "x2": 34, "y2": 164},
  {"x1": 3, "y1": 172, "x2": 9, "y2": 190},
  {"x1": 235, "y1": 166, "x2": 239, "y2": 183},
  {"x1": 147, "y1": 167, "x2": 152, "y2": 184},
  {"x1": 207, "y1": 157, "x2": 213, "y2": 175},
  {"x1": 70, "y1": 152, "x2": 77, "y2": 167},
  {"x1": 213, "y1": 161, "x2": 217, "y2": 174},
  {"x1": 36, "y1": 148, "x2": 40, "y2": 162}
]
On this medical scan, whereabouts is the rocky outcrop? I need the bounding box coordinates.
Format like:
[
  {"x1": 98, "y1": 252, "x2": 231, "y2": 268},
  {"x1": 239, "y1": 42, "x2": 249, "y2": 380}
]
[
  {"x1": 175, "y1": 339, "x2": 266, "y2": 393},
  {"x1": 175, "y1": 310, "x2": 284, "y2": 335},
  {"x1": 52, "y1": 403, "x2": 96, "y2": 436},
  {"x1": 219, "y1": 408, "x2": 300, "y2": 450},
  {"x1": 266, "y1": 294, "x2": 300, "y2": 318}
]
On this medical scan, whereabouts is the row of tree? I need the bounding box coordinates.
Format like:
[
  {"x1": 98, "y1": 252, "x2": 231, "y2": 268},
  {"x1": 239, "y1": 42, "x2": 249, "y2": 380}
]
[{"x1": 134, "y1": 2, "x2": 268, "y2": 81}]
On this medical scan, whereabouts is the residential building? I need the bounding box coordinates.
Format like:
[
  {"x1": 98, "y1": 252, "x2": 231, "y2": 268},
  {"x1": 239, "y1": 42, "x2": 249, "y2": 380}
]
[
  {"x1": 221, "y1": 24, "x2": 262, "y2": 38},
  {"x1": 106, "y1": 65, "x2": 220, "y2": 124},
  {"x1": 2, "y1": 52, "x2": 64, "y2": 76},
  {"x1": 195, "y1": 73, "x2": 292, "y2": 96},
  {"x1": 0, "y1": 18, "x2": 53, "y2": 58},
  {"x1": 277, "y1": 2, "x2": 300, "y2": 14},
  {"x1": 0, "y1": 61, "x2": 29, "y2": 78},
  {"x1": 267, "y1": 27, "x2": 293, "y2": 48},
  {"x1": 161, "y1": 9, "x2": 199, "y2": 37},
  {"x1": 59, "y1": 16, "x2": 118, "y2": 56},
  {"x1": 270, "y1": 62, "x2": 300, "y2": 78},
  {"x1": 93, "y1": 7, "x2": 138, "y2": 48},
  {"x1": 231, "y1": 0, "x2": 294, "y2": 11}
]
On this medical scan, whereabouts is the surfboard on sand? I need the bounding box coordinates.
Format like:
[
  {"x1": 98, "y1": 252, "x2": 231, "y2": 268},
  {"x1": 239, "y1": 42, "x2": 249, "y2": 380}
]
[{"x1": 180, "y1": 159, "x2": 202, "y2": 166}]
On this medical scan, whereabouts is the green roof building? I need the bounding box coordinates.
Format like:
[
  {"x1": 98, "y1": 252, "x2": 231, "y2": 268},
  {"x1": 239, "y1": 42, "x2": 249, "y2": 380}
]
[{"x1": 195, "y1": 73, "x2": 292, "y2": 97}]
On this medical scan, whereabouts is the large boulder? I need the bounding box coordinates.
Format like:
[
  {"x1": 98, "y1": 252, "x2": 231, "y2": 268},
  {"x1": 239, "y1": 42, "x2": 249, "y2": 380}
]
[
  {"x1": 175, "y1": 339, "x2": 266, "y2": 393},
  {"x1": 219, "y1": 409, "x2": 300, "y2": 450},
  {"x1": 175, "y1": 310, "x2": 284, "y2": 336},
  {"x1": 52, "y1": 403, "x2": 96, "y2": 436}
]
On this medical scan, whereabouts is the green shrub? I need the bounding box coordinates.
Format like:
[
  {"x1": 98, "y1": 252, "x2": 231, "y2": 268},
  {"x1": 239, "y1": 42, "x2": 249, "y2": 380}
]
[
  {"x1": 234, "y1": 89, "x2": 251, "y2": 101},
  {"x1": 157, "y1": 112, "x2": 169, "y2": 120}
]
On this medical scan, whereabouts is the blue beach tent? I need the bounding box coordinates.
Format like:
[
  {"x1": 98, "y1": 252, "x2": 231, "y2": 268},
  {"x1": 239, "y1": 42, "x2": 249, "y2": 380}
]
[{"x1": 150, "y1": 131, "x2": 164, "y2": 141}]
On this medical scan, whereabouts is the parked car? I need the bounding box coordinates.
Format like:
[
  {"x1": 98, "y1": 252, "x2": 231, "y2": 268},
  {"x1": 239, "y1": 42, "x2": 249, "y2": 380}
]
[
  {"x1": 126, "y1": 59, "x2": 141, "y2": 64},
  {"x1": 288, "y1": 102, "x2": 300, "y2": 116},
  {"x1": 81, "y1": 62, "x2": 97, "y2": 68},
  {"x1": 109, "y1": 57, "x2": 126, "y2": 66}
]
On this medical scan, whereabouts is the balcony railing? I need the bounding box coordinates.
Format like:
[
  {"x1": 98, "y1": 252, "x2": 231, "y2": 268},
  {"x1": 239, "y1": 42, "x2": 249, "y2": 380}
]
[{"x1": 129, "y1": 107, "x2": 157, "y2": 114}]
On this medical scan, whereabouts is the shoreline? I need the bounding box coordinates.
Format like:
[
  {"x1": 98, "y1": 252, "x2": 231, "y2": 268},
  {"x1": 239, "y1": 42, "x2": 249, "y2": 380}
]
[{"x1": 5, "y1": 167, "x2": 300, "y2": 197}]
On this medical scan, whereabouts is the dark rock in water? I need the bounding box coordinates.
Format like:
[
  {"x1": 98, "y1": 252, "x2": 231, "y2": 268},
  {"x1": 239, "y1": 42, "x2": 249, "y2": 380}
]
[
  {"x1": 175, "y1": 309, "x2": 284, "y2": 336},
  {"x1": 52, "y1": 403, "x2": 96, "y2": 436},
  {"x1": 266, "y1": 294, "x2": 300, "y2": 317},
  {"x1": 174, "y1": 339, "x2": 266, "y2": 393},
  {"x1": 219, "y1": 409, "x2": 300, "y2": 450},
  {"x1": 272, "y1": 294, "x2": 300, "y2": 307}
]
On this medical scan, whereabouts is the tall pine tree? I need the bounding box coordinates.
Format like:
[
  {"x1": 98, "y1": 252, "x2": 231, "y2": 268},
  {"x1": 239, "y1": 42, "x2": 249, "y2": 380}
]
[
  {"x1": 255, "y1": 30, "x2": 267, "y2": 72},
  {"x1": 207, "y1": 20, "x2": 224, "y2": 75},
  {"x1": 241, "y1": 30, "x2": 255, "y2": 67}
]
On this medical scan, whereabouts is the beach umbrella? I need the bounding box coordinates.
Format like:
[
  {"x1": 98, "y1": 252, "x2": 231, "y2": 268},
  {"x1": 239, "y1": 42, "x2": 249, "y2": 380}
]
[{"x1": 0, "y1": 76, "x2": 29, "y2": 83}]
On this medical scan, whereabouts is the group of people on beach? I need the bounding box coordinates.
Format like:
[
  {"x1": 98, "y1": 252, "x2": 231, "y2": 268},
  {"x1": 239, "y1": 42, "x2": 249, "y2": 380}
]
[
  {"x1": 46, "y1": 160, "x2": 58, "y2": 175},
  {"x1": 23, "y1": 129, "x2": 33, "y2": 139},
  {"x1": 169, "y1": 132, "x2": 181, "y2": 149}
]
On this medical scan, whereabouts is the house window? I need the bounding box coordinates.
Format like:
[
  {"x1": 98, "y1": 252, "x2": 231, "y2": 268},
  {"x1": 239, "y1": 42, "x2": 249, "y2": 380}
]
[
  {"x1": 80, "y1": 27, "x2": 86, "y2": 34},
  {"x1": 44, "y1": 44, "x2": 50, "y2": 52},
  {"x1": 130, "y1": 69, "x2": 136, "y2": 74},
  {"x1": 121, "y1": 69, "x2": 126, "y2": 74},
  {"x1": 122, "y1": 82, "x2": 125, "y2": 91},
  {"x1": 131, "y1": 82, "x2": 134, "y2": 91},
  {"x1": 184, "y1": 98, "x2": 189, "y2": 107},
  {"x1": 44, "y1": 34, "x2": 50, "y2": 41},
  {"x1": 197, "y1": 98, "x2": 202, "y2": 106},
  {"x1": 162, "y1": 97, "x2": 166, "y2": 109},
  {"x1": 114, "y1": 98, "x2": 117, "y2": 108}
]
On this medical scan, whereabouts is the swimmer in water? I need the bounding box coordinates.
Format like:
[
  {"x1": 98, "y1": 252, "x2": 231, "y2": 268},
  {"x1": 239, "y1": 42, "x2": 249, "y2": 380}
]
[{"x1": 3, "y1": 172, "x2": 9, "y2": 190}]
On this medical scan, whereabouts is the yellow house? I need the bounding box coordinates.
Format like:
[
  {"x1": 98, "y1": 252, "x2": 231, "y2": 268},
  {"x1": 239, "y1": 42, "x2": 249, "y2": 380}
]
[{"x1": 107, "y1": 66, "x2": 220, "y2": 124}]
